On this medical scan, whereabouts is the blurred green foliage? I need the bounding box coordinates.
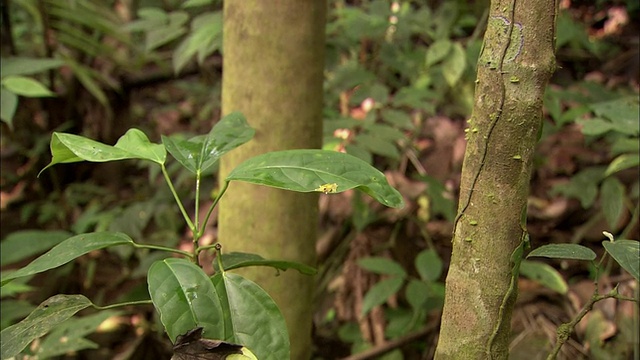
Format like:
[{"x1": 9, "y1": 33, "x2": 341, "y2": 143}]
[{"x1": 1, "y1": 0, "x2": 638, "y2": 358}]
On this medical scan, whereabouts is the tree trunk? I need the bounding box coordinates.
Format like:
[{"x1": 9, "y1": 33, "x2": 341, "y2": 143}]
[
  {"x1": 435, "y1": 0, "x2": 557, "y2": 359},
  {"x1": 218, "y1": 2, "x2": 326, "y2": 359}
]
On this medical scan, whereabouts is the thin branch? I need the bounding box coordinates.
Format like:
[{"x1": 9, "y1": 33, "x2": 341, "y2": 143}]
[
  {"x1": 341, "y1": 320, "x2": 438, "y2": 360},
  {"x1": 546, "y1": 286, "x2": 637, "y2": 360}
]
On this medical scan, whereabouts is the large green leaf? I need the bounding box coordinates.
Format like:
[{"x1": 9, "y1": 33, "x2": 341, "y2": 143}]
[
  {"x1": 605, "y1": 154, "x2": 640, "y2": 177},
  {"x1": 0, "y1": 232, "x2": 134, "y2": 285},
  {"x1": 147, "y1": 258, "x2": 224, "y2": 343},
  {"x1": 1, "y1": 76, "x2": 55, "y2": 97},
  {"x1": 0, "y1": 57, "x2": 64, "y2": 77},
  {"x1": 211, "y1": 273, "x2": 289, "y2": 360},
  {"x1": 519, "y1": 260, "x2": 568, "y2": 294},
  {"x1": 602, "y1": 240, "x2": 639, "y2": 281},
  {"x1": 225, "y1": 149, "x2": 404, "y2": 208},
  {"x1": 0, "y1": 230, "x2": 72, "y2": 266},
  {"x1": 40, "y1": 129, "x2": 166, "y2": 175},
  {"x1": 114, "y1": 129, "x2": 167, "y2": 164},
  {"x1": 600, "y1": 177, "x2": 625, "y2": 229},
  {"x1": 0, "y1": 88, "x2": 18, "y2": 128},
  {"x1": 213, "y1": 252, "x2": 316, "y2": 275},
  {"x1": 0, "y1": 294, "x2": 92, "y2": 360},
  {"x1": 527, "y1": 243, "x2": 596, "y2": 261},
  {"x1": 162, "y1": 112, "x2": 254, "y2": 174}
]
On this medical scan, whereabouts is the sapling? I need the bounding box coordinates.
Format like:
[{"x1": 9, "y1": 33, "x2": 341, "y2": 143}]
[{"x1": 0, "y1": 112, "x2": 404, "y2": 359}]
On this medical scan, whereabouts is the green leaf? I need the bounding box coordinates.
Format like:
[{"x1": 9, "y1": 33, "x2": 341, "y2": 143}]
[
  {"x1": 226, "y1": 149, "x2": 404, "y2": 208},
  {"x1": 1, "y1": 76, "x2": 55, "y2": 97},
  {"x1": 211, "y1": 273, "x2": 290, "y2": 360},
  {"x1": 0, "y1": 294, "x2": 92, "y2": 360},
  {"x1": 213, "y1": 252, "x2": 316, "y2": 275},
  {"x1": 37, "y1": 310, "x2": 119, "y2": 358},
  {"x1": 0, "y1": 276, "x2": 34, "y2": 298},
  {"x1": 173, "y1": 12, "x2": 222, "y2": 74},
  {"x1": 405, "y1": 279, "x2": 430, "y2": 310},
  {"x1": 162, "y1": 112, "x2": 254, "y2": 174},
  {"x1": 361, "y1": 277, "x2": 404, "y2": 316},
  {"x1": 0, "y1": 57, "x2": 64, "y2": 77},
  {"x1": 144, "y1": 11, "x2": 188, "y2": 51},
  {"x1": 527, "y1": 243, "x2": 596, "y2": 261},
  {"x1": 147, "y1": 258, "x2": 224, "y2": 343},
  {"x1": 2, "y1": 295, "x2": 34, "y2": 327},
  {"x1": 0, "y1": 230, "x2": 72, "y2": 266},
  {"x1": 114, "y1": 129, "x2": 167, "y2": 164},
  {"x1": 344, "y1": 143, "x2": 372, "y2": 164},
  {"x1": 600, "y1": 177, "x2": 625, "y2": 229},
  {"x1": 380, "y1": 109, "x2": 413, "y2": 130},
  {"x1": 1, "y1": 232, "x2": 133, "y2": 285},
  {"x1": 590, "y1": 97, "x2": 639, "y2": 136},
  {"x1": 392, "y1": 87, "x2": 436, "y2": 112},
  {"x1": 0, "y1": 300, "x2": 35, "y2": 330},
  {"x1": 125, "y1": 7, "x2": 167, "y2": 32},
  {"x1": 576, "y1": 118, "x2": 613, "y2": 136},
  {"x1": 0, "y1": 88, "x2": 18, "y2": 128},
  {"x1": 418, "y1": 175, "x2": 456, "y2": 222},
  {"x1": 605, "y1": 154, "x2": 640, "y2": 177},
  {"x1": 611, "y1": 138, "x2": 639, "y2": 156},
  {"x1": 182, "y1": 0, "x2": 214, "y2": 8},
  {"x1": 358, "y1": 257, "x2": 406, "y2": 277},
  {"x1": 362, "y1": 123, "x2": 406, "y2": 142},
  {"x1": 425, "y1": 40, "x2": 452, "y2": 67},
  {"x1": 356, "y1": 133, "x2": 400, "y2": 159},
  {"x1": 415, "y1": 249, "x2": 443, "y2": 282},
  {"x1": 63, "y1": 57, "x2": 109, "y2": 106},
  {"x1": 40, "y1": 129, "x2": 166, "y2": 175},
  {"x1": 602, "y1": 240, "x2": 639, "y2": 281},
  {"x1": 442, "y1": 43, "x2": 466, "y2": 87},
  {"x1": 550, "y1": 167, "x2": 605, "y2": 208},
  {"x1": 519, "y1": 260, "x2": 568, "y2": 294}
]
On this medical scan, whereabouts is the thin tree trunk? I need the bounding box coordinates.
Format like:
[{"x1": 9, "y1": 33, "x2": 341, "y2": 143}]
[
  {"x1": 435, "y1": 0, "x2": 557, "y2": 359},
  {"x1": 218, "y1": 2, "x2": 326, "y2": 359}
]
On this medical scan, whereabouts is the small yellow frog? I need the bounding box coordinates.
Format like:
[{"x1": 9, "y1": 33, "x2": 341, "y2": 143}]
[{"x1": 315, "y1": 183, "x2": 338, "y2": 194}]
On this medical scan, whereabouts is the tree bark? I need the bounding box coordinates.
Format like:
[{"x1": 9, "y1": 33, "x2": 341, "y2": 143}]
[
  {"x1": 218, "y1": 2, "x2": 326, "y2": 359},
  {"x1": 435, "y1": 0, "x2": 557, "y2": 359}
]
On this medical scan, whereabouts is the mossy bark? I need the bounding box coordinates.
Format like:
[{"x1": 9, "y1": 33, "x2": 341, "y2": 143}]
[
  {"x1": 435, "y1": 1, "x2": 557, "y2": 359},
  {"x1": 218, "y1": 2, "x2": 326, "y2": 359}
]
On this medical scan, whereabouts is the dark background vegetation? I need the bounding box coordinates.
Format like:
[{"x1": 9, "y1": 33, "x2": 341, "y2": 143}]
[{"x1": 1, "y1": 0, "x2": 638, "y2": 359}]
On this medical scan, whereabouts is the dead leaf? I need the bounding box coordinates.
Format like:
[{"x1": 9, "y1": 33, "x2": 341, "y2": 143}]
[{"x1": 171, "y1": 327, "x2": 242, "y2": 360}]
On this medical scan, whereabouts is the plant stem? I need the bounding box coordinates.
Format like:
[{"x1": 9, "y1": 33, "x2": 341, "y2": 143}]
[
  {"x1": 193, "y1": 170, "x2": 201, "y2": 262},
  {"x1": 199, "y1": 180, "x2": 229, "y2": 237},
  {"x1": 197, "y1": 243, "x2": 219, "y2": 252},
  {"x1": 93, "y1": 300, "x2": 153, "y2": 310},
  {"x1": 131, "y1": 242, "x2": 193, "y2": 258},
  {"x1": 161, "y1": 164, "x2": 195, "y2": 231},
  {"x1": 214, "y1": 243, "x2": 225, "y2": 273},
  {"x1": 546, "y1": 286, "x2": 637, "y2": 359}
]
